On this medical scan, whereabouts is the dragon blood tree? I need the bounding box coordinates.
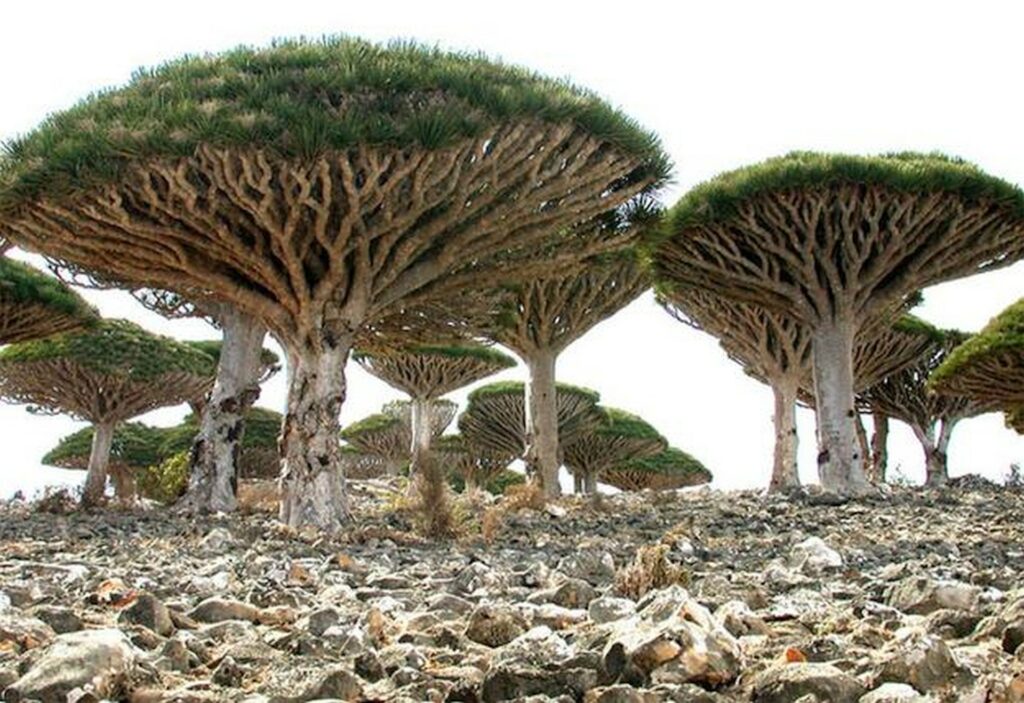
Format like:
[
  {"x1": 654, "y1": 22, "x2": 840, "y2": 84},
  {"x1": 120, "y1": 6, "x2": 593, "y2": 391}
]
[
  {"x1": 0, "y1": 320, "x2": 216, "y2": 506},
  {"x1": 860, "y1": 323, "x2": 991, "y2": 486},
  {"x1": 435, "y1": 434, "x2": 516, "y2": 492},
  {"x1": 458, "y1": 381, "x2": 604, "y2": 474},
  {"x1": 161, "y1": 407, "x2": 285, "y2": 480},
  {"x1": 562, "y1": 407, "x2": 666, "y2": 494},
  {"x1": 651, "y1": 153, "x2": 1024, "y2": 493},
  {"x1": 353, "y1": 343, "x2": 515, "y2": 476},
  {"x1": 485, "y1": 250, "x2": 649, "y2": 497},
  {"x1": 340, "y1": 399, "x2": 457, "y2": 475},
  {"x1": 183, "y1": 340, "x2": 280, "y2": 416},
  {"x1": 659, "y1": 285, "x2": 938, "y2": 490},
  {"x1": 44, "y1": 422, "x2": 167, "y2": 501},
  {"x1": 0, "y1": 258, "x2": 97, "y2": 345},
  {"x1": 931, "y1": 298, "x2": 1024, "y2": 409},
  {"x1": 604, "y1": 446, "x2": 712, "y2": 492},
  {"x1": 0, "y1": 38, "x2": 668, "y2": 529}
]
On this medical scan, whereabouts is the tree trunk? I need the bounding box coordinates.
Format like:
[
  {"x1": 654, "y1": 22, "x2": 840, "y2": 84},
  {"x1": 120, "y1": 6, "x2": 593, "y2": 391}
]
[
  {"x1": 584, "y1": 470, "x2": 598, "y2": 495},
  {"x1": 110, "y1": 465, "x2": 136, "y2": 504},
  {"x1": 573, "y1": 472, "x2": 584, "y2": 494},
  {"x1": 870, "y1": 411, "x2": 890, "y2": 483},
  {"x1": 180, "y1": 310, "x2": 267, "y2": 514},
  {"x1": 811, "y1": 318, "x2": 869, "y2": 493},
  {"x1": 525, "y1": 348, "x2": 561, "y2": 499},
  {"x1": 922, "y1": 420, "x2": 957, "y2": 488},
  {"x1": 769, "y1": 379, "x2": 800, "y2": 492},
  {"x1": 409, "y1": 397, "x2": 433, "y2": 480},
  {"x1": 854, "y1": 411, "x2": 870, "y2": 477},
  {"x1": 81, "y1": 421, "x2": 115, "y2": 508},
  {"x1": 278, "y1": 338, "x2": 351, "y2": 531}
]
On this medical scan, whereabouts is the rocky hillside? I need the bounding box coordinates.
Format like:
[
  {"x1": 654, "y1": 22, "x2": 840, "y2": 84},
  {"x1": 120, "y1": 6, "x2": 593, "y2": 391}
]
[{"x1": 1, "y1": 480, "x2": 1023, "y2": 702}]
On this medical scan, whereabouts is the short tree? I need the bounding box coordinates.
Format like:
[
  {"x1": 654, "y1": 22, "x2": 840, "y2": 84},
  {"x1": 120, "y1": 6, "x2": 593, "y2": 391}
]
[
  {"x1": 0, "y1": 38, "x2": 668, "y2": 529},
  {"x1": 339, "y1": 447, "x2": 395, "y2": 480},
  {"x1": 354, "y1": 343, "x2": 514, "y2": 476},
  {"x1": 930, "y1": 298, "x2": 1024, "y2": 408},
  {"x1": 340, "y1": 399, "x2": 457, "y2": 475},
  {"x1": 458, "y1": 381, "x2": 604, "y2": 468},
  {"x1": 0, "y1": 258, "x2": 97, "y2": 345},
  {"x1": 651, "y1": 152, "x2": 1024, "y2": 493},
  {"x1": 485, "y1": 251, "x2": 649, "y2": 497},
  {"x1": 563, "y1": 407, "x2": 666, "y2": 493},
  {"x1": 603, "y1": 446, "x2": 712, "y2": 492},
  {"x1": 0, "y1": 320, "x2": 216, "y2": 506},
  {"x1": 44, "y1": 422, "x2": 167, "y2": 500},
  {"x1": 659, "y1": 285, "x2": 937, "y2": 490},
  {"x1": 435, "y1": 434, "x2": 515, "y2": 492}
]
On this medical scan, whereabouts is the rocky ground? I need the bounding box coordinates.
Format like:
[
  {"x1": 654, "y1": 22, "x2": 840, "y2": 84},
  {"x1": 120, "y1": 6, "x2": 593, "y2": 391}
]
[{"x1": 1, "y1": 478, "x2": 1023, "y2": 702}]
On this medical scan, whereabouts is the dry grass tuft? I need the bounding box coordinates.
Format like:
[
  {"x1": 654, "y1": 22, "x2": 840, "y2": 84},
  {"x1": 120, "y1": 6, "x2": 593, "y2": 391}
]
[
  {"x1": 614, "y1": 544, "x2": 689, "y2": 600},
  {"x1": 411, "y1": 452, "x2": 457, "y2": 540},
  {"x1": 480, "y1": 482, "x2": 546, "y2": 543}
]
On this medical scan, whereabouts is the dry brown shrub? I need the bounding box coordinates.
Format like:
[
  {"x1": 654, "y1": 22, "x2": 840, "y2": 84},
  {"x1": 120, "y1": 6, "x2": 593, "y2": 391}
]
[
  {"x1": 480, "y1": 482, "x2": 545, "y2": 543},
  {"x1": 614, "y1": 544, "x2": 689, "y2": 600},
  {"x1": 411, "y1": 452, "x2": 457, "y2": 540},
  {"x1": 237, "y1": 479, "x2": 279, "y2": 514}
]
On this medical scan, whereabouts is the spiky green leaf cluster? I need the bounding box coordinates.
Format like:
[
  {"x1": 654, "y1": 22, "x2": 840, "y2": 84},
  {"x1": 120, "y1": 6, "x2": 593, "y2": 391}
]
[
  {"x1": 614, "y1": 446, "x2": 712, "y2": 483},
  {"x1": 930, "y1": 298, "x2": 1024, "y2": 389},
  {"x1": 466, "y1": 380, "x2": 600, "y2": 404},
  {"x1": 0, "y1": 36, "x2": 670, "y2": 211},
  {"x1": 0, "y1": 319, "x2": 217, "y2": 381},
  {"x1": 43, "y1": 422, "x2": 168, "y2": 470},
  {"x1": 656, "y1": 152, "x2": 1024, "y2": 236},
  {"x1": 184, "y1": 340, "x2": 280, "y2": 370},
  {"x1": 0, "y1": 257, "x2": 98, "y2": 320}
]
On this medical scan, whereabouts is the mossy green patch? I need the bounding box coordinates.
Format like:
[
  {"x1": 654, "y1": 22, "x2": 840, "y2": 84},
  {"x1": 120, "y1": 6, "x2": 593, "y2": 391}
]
[
  {"x1": 0, "y1": 257, "x2": 97, "y2": 321},
  {"x1": 930, "y1": 298, "x2": 1024, "y2": 389}
]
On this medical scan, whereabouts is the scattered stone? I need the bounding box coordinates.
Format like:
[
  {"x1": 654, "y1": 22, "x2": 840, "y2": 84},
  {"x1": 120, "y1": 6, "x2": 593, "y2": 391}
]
[
  {"x1": 887, "y1": 577, "x2": 980, "y2": 615},
  {"x1": 188, "y1": 597, "x2": 261, "y2": 623},
  {"x1": 465, "y1": 603, "x2": 529, "y2": 647},
  {"x1": 589, "y1": 596, "x2": 637, "y2": 624},
  {"x1": 859, "y1": 682, "x2": 934, "y2": 702},
  {"x1": 751, "y1": 662, "x2": 866, "y2": 703},
  {"x1": 790, "y1": 536, "x2": 844, "y2": 574},
  {"x1": 873, "y1": 627, "x2": 962, "y2": 692},
  {"x1": 118, "y1": 593, "x2": 173, "y2": 636}
]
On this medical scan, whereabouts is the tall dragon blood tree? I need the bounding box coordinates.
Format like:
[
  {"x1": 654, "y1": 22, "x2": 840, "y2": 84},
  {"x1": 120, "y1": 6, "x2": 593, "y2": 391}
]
[
  {"x1": 0, "y1": 258, "x2": 97, "y2": 345},
  {"x1": 604, "y1": 446, "x2": 712, "y2": 492},
  {"x1": 0, "y1": 320, "x2": 216, "y2": 506},
  {"x1": 931, "y1": 298, "x2": 1024, "y2": 410},
  {"x1": 458, "y1": 381, "x2": 604, "y2": 479},
  {"x1": 353, "y1": 343, "x2": 515, "y2": 477},
  {"x1": 485, "y1": 250, "x2": 650, "y2": 497},
  {"x1": 651, "y1": 153, "x2": 1024, "y2": 494},
  {"x1": 859, "y1": 322, "x2": 991, "y2": 486},
  {"x1": 562, "y1": 407, "x2": 666, "y2": 493},
  {"x1": 0, "y1": 38, "x2": 669, "y2": 529},
  {"x1": 659, "y1": 286, "x2": 938, "y2": 490}
]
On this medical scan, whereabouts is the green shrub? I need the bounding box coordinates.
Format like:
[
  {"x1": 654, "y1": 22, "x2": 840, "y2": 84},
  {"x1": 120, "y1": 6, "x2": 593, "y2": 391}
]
[{"x1": 138, "y1": 451, "x2": 190, "y2": 504}]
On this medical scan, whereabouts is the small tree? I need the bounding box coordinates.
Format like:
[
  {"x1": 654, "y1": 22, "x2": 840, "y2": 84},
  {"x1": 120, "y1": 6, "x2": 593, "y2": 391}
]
[
  {"x1": 435, "y1": 434, "x2": 515, "y2": 492},
  {"x1": 354, "y1": 343, "x2": 514, "y2": 477},
  {"x1": 651, "y1": 152, "x2": 1024, "y2": 493},
  {"x1": 44, "y1": 422, "x2": 168, "y2": 500},
  {"x1": 484, "y1": 250, "x2": 651, "y2": 497},
  {"x1": 604, "y1": 446, "x2": 712, "y2": 492},
  {"x1": 339, "y1": 447, "x2": 395, "y2": 480},
  {"x1": 931, "y1": 298, "x2": 1024, "y2": 408},
  {"x1": 563, "y1": 407, "x2": 666, "y2": 493},
  {"x1": 0, "y1": 258, "x2": 97, "y2": 345},
  {"x1": 659, "y1": 285, "x2": 937, "y2": 491},
  {"x1": 0, "y1": 320, "x2": 217, "y2": 506},
  {"x1": 861, "y1": 325, "x2": 991, "y2": 486},
  {"x1": 340, "y1": 399, "x2": 457, "y2": 475},
  {"x1": 458, "y1": 381, "x2": 604, "y2": 471},
  {"x1": 0, "y1": 38, "x2": 669, "y2": 529}
]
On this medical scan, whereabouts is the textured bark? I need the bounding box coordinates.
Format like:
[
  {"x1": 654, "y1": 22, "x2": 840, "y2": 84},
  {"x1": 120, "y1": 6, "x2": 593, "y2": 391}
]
[
  {"x1": 573, "y1": 472, "x2": 584, "y2": 494},
  {"x1": 81, "y1": 421, "x2": 115, "y2": 508},
  {"x1": 915, "y1": 421, "x2": 957, "y2": 488},
  {"x1": 769, "y1": 380, "x2": 800, "y2": 492},
  {"x1": 812, "y1": 319, "x2": 869, "y2": 493},
  {"x1": 870, "y1": 412, "x2": 890, "y2": 483},
  {"x1": 408, "y1": 397, "x2": 433, "y2": 483},
  {"x1": 525, "y1": 349, "x2": 561, "y2": 498},
  {"x1": 0, "y1": 299, "x2": 94, "y2": 345},
  {"x1": 584, "y1": 471, "x2": 598, "y2": 494},
  {"x1": 180, "y1": 310, "x2": 268, "y2": 514},
  {"x1": 278, "y1": 340, "x2": 351, "y2": 531},
  {"x1": 854, "y1": 412, "x2": 870, "y2": 477}
]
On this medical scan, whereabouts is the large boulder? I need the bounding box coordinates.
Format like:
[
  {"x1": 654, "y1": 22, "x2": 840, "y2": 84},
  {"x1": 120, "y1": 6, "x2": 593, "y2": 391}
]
[
  {"x1": 873, "y1": 627, "x2": 963, "y2": 692},
  {"x1": 601, "y1": 586, "x2": 742, "y2": 688},
  {"x1": 789, "y1": 536, "x2": 844, "y2": 574},
  {"x1": 751, "y1": 662, "x2": 866, "y2": 703},
  {"x1": 119, "y1": 593, "x2": 173, "y2": 636},
  {"x1": 465, "y1": 603, "x2": 529, "y2": 648},
  {"x1": 4, "y1": 629, "x2": 136, "y2": 703},
  {"x1": 188, "y1": 597, "x2": 261, "y2": 624},
  {"x1": 887, "y1": 577, "x2": 980, "y2": 615},
  {"x1": 0, "y1": 610, "x2": 55, "y2": 652}
]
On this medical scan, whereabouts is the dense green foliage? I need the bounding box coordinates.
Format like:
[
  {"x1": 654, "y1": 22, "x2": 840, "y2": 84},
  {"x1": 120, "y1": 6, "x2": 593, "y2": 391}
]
[
  {"x1": 43, "y1": 422, "x2": 168, "y2": 470},
  {"x1": 137, "y1": 451, "x2": 190, "y2": 504},
  {"x1": 656, "y1": 152, "x2": 1024, "y2": 235},
  {"x1": 184, "y1": 340, "x2": 280, "y2": 371},
  {"x1": 340, "y1": 412, "x2": 402, "y2": 440},
  {"x1": 0, "y1": 257, "x2": 97, "y2": 320},
  {"x1": 0, "y1": 319, "x2": 217, "y2": 380},
  {"x1": 612, "y1": 446, "x2": 712, "y2": 484},
  {"x1": 466, "y1": 380, "x2": 601, "y2": 405},
  {"x1": 448, "y1": 467, "x2": 525, "y2": 495},
  {"x1": 0, "y1": 36, "x2": 670, "y2": 211},
  {"x1": 354, "y1": 342, "x2": 516, "y2": 368},
  {"x1": 595, "y1": 407, "x2": 664, "y2": 441},
  {"x1": 930, "y1": 298, "x2": 1024, "y2": 388}
]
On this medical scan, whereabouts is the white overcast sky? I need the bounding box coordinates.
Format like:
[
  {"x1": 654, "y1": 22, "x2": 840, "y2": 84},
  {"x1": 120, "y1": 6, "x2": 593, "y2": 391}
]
[{"x1": 1, "y1": 0, "x2": 1022, "y2": 497}]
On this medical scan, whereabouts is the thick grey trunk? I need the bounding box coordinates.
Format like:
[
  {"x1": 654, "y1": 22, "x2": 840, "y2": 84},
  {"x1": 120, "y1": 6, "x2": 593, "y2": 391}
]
[
  {"x1": 181, "y1": 310, "x2": 267, "y2": 514},
  {"x1": 81, "y1": 421, "x2": 115, "y2": 508},
  {"x1": 811, "y1": 318, "x2": 869, "y2": 493},
  {"x1": 919, "y1": 420, "x2": 956, "y2": 488},
  {"x1": 769, "y1": 379, "x2": 800, "y2": 492},
  {"x1": 409, "y1": 397, "x2": 433, "y2": 480},
  {"x1": 870, "y1": 411, "x2": 890, "y2": 483},
  {"x1": 525, "y1": 349, "x2": 561, "y2": 498},
  {"x1": 573, "y1": 472, "x2": 584, "y2": 494},
  {"x1": 278, "y1": 339, "x2": 351, "y2": 531}
]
